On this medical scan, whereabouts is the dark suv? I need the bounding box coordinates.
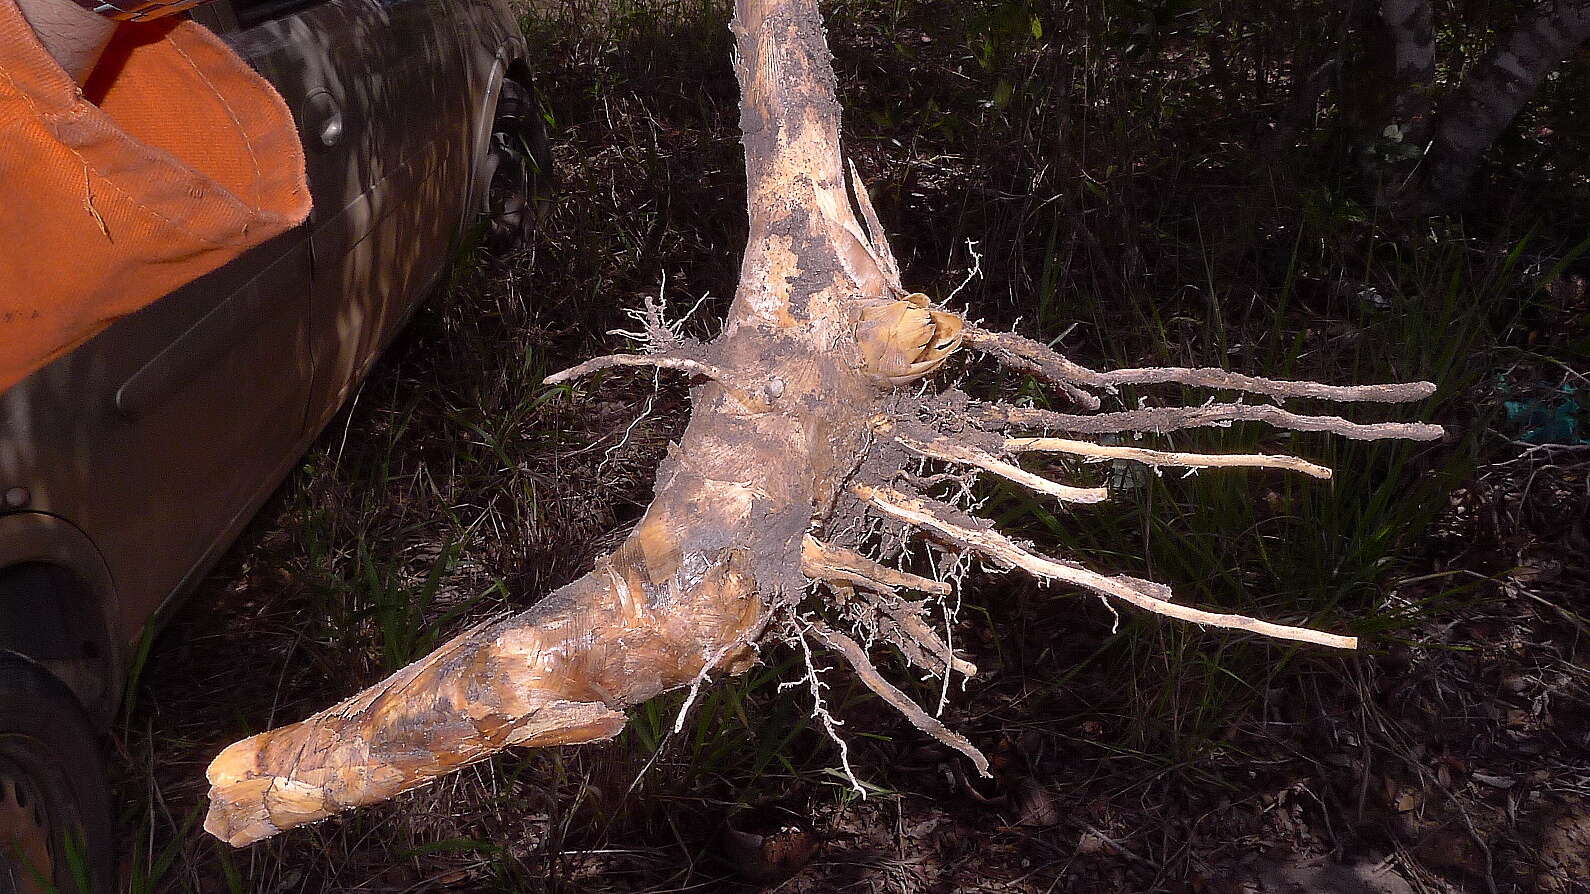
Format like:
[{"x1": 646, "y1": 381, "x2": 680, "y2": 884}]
[{"x1": 0, "y1": 1, "x2": 549, "y2": 889}]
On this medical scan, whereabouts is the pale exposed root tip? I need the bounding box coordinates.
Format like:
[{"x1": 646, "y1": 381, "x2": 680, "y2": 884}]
[
  {"x1": 543, "y1": 354, "x2": 769, "y2": 410},
  {"x1": 802, "y1": 537, "x2": 974, "y2": 679},
  {"x1": 802, "y1": 536, "x2": 952, "y2": 595},
  {"x1": 854, "y1": 484, "x2": 1358, "y2": 651},
  {"x1": 1004, "y1": 437, "x2": 1334, "y2": 479},
  {"x1": 896, "y1": 433, "x2": 1108, "y2": 504},
  {"x1": 808, "y1": 620, "x2": 991, "y2": 776}
]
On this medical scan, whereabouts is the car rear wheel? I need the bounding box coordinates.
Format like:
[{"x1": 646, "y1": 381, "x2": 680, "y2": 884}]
[
  {"x1": 0, "y1": 652, "x2": 113, "y2": 894},
  {"x1": 481, "y1": 80, "x2": 553, "y2": 256}
]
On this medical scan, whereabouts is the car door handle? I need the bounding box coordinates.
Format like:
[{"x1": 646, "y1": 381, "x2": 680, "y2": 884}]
[{"x1": 303, "y1": 89, "x2": 345, "y2": 148}]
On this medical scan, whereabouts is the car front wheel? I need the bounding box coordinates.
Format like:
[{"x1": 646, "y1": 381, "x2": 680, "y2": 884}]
[
  {"x1": 480, "y1": 79, "x2": 553, "y2": 256},
  {"x1": 0, "y1": 652, "x2": 114, "y2": 894}
]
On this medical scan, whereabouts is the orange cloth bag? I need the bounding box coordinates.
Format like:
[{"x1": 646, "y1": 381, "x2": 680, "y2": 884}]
[{"x1": 0, "y1": 1, "x2": 310, "y2": 393}]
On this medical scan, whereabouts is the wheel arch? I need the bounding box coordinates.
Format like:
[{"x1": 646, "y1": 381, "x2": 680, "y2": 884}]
[
  {"x1": 466, "y1": 49, "x2": 544, "y2": 224},
  {"x1": 0, "y1": 513, "x2": 122, "y2": 722}
]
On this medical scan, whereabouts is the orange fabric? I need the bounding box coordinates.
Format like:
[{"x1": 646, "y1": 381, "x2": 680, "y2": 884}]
[{"x1": 0, "y1": 1, "x2": 310, "y2": 393}]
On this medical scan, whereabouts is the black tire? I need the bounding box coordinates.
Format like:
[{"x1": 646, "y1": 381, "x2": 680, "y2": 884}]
[
  {"x1": 0, "y1": 652, "x2": 114, "y2": 894},
  {"x1": 480, "y1": 79, "x2": 554, "y2": 256}
]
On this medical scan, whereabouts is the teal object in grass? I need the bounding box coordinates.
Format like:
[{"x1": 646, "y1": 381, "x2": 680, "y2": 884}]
[{"x1": 1503, "y1": 384, "x2": 1585, "y2": 445}]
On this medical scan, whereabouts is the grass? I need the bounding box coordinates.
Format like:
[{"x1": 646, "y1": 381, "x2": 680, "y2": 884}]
[{"x1": 112, "y1": 0, "x2": 1588, "y2": 890}]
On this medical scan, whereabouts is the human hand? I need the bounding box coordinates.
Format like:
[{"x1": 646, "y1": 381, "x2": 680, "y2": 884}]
[{"x1": 14, "y1": 0, "x2": 117, "y2": 84}]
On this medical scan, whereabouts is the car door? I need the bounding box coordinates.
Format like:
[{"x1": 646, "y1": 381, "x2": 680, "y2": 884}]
[
  {"x1": 0, "y1": 4, "x2": 321, "y2": 635},
  {"x1": 220, "y1": 0, "x2": 392, "y2": 264},
  {"x1": 211, "y1": 0, "x2": 397, "y2": 424},
  {"x1": 374, "y1": 0, "x2": 475, "y2": 241},
  {"x1": 302, "y1": 0, "x2": 475, "y2": 425}
]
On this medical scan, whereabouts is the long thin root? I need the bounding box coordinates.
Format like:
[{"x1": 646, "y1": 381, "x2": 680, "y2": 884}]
[
  {"x1": 807, "y1": 620, "x2": 991, "y2": 775},
  {"x1": 802, "y1": 536, "x2": 952, "y2": 596},
  {"x1": 895, "y1": 433, "x2": 1109, "y2": 503},
  {"x1": 963, "y1": 327, "x2": 1436, "y2": 404},
  {"x1": 1005, "y1": 437, "x2": 1333, "y2": 479},
  {"x1": 854, "y1": 484, "x2": 1358, "y2": 650},
  {"x1": 982, "y1": 403, "x2": 1444, "y2": 442}
]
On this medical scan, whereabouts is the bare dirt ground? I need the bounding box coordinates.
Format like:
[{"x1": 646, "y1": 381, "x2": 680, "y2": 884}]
[{"x1": 114, "y1": 1, "x2": 1590, "y2": 890}]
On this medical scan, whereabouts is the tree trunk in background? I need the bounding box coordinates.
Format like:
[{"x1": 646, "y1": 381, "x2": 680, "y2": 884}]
[
  {"x1": 1338, "y1": 0, "x2": 1428, "y2": 180},
  {"x1": 1380, "y1": 0, "x2": 1437, "y2": 143},
  {"x1": 1395, "y1": 0, "x2": 1590, "y2": 212},
  {"x1": 203, "y1": 0, "x2": 1443, "y2": 847}
]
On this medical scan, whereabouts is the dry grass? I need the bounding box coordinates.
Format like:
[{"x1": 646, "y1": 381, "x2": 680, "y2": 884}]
[{"x1": 114, "y1": 0, "x2": 1589, "y2": 890}]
